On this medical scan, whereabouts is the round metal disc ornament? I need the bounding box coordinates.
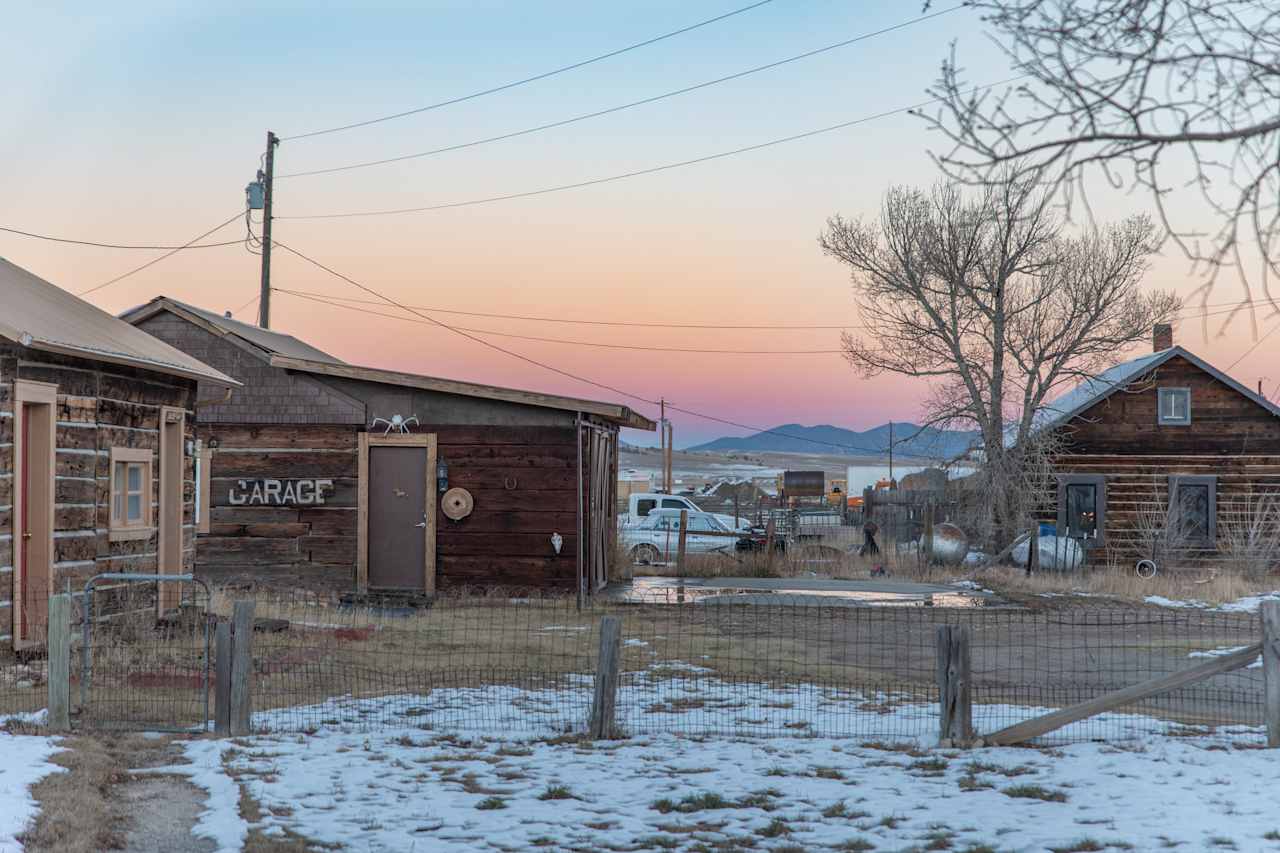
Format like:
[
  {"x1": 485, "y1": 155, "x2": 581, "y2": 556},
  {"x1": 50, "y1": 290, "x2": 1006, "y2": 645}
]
[{"x1": 441, "y1": 487, "x2": 474, "y2": 521}]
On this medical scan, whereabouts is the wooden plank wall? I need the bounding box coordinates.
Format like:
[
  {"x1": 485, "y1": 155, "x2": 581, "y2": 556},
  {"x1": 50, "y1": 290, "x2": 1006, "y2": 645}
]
[
  {"x1": 199, "y1": 424, "x2": 358, "y2": 593},
  {"x1": 1062, "y1": 356, "x2": 1280, "y2": 454},
  {"x1": 434, "y1": 425, "x2": 580, "y2": 590},
  {"x1": 0, "y1": 345, "x2": 198, "y2": 648},
  {"x1": 198, "y1": 423, "x2": 591, "y2": 592},
  {"x1": 1045, "y1": 455, "x2": 1280, "y2": 569}
]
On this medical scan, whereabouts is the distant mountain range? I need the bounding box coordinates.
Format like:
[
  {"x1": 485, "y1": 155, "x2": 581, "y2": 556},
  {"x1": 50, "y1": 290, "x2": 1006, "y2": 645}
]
[{"x1": 687, "y1": 423, "x2": 978, "y2": 460}]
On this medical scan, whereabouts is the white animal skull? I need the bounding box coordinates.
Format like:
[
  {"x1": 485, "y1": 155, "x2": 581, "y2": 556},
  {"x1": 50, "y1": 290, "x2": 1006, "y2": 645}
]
[{"x1": 370, "y1": 413, "x2": 420, "y2": 435}]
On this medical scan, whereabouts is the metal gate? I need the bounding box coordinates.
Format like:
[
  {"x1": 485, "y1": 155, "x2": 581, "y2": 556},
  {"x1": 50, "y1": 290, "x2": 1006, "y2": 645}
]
[{"x1": 78, "y1": 573, "x2": 212, "y2": 732}]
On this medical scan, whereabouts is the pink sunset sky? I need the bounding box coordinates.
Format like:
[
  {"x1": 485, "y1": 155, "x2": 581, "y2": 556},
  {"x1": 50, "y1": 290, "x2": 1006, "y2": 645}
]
[{"x1": 2, "y1": 2, "x2": 1274, "y2": 446}]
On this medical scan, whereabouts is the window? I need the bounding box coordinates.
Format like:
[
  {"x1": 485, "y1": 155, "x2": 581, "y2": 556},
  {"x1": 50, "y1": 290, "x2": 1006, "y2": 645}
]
[
  {"x1": 1057, "y1": 474, "x2": 1106, "y2": 544},
  {"x1": 636, "y1": 499, "x2": 657, "y2": 517},
  {"x1": 661, "y1": 498, "x2": 689, "y2": 510},
  {"x1": 687, "y1": 516, "x2": 716, "y2": 532},
  {"x1": 109, "y1": 447, "x2": 153, "y2": 541},
  {"x1": 1170, "y1": 475, "x2": 1216, "y2": 546},
  {"x1": 1158, "y1": 388, "x2": 1191, "y2": 425}
]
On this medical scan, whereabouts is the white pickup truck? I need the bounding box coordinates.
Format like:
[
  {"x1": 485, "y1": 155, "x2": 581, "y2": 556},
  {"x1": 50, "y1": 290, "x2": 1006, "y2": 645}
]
[{"x1": 621, "y1": 492, "x2": 753, "y2": 533}]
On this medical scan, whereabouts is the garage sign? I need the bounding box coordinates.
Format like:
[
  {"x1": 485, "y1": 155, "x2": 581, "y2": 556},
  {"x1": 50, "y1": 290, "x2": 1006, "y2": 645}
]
[{"x1": 229, "y1": 478, "x2": 335, "y2": 506}]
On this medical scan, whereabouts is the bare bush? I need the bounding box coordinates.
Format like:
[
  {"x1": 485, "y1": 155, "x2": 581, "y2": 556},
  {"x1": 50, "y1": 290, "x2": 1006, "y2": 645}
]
[{"x1": 1217, "y1": 490, "x2": 1280, "y2": 580}]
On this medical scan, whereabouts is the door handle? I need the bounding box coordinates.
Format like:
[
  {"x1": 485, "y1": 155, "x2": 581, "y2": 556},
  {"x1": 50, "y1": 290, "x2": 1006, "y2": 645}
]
[
  {"x1": 414, "y1": 522, "x2": 427, "y2": 528},
  {"x1": 22, "y1": 531, "x2": 31, "y2": 541}
]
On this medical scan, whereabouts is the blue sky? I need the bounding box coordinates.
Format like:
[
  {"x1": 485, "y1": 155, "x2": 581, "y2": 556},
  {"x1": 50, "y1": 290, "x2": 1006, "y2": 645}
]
[{"x1": 2, "y1": 2, "x2": 1269, "y2": 445}]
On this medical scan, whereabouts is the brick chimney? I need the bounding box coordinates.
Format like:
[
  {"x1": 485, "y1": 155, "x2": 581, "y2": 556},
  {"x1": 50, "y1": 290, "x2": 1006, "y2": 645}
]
[{"x1": 1153, "y1": 323, "x2": 1173, "y2": 352}]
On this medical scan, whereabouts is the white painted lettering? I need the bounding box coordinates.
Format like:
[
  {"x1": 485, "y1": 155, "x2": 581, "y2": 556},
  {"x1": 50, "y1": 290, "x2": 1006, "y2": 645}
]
[
  {"x1": 282, "y1": 481, "x2": 297, "y2": 503},
  {"x1": 249, "y1": 482, "x2": 264, "y2": 504},
  {"x1": 315, "y1": 479, "x2": 333, "y2": 505},
  {"x1": 295, "y1": 480, "x2": 313, "y2": 505},
  {"x1": 229, "y1": 481, "x2": 248, "y2": 505},
  {"x1": 263, "y1": 479, "x2": 282, "y2": 504}
]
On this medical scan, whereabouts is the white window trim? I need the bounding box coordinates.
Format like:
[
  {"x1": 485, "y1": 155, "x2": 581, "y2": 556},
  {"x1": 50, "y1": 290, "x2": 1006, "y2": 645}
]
[
  {"x1": 109, "y1": 446, "x2": 154, "y2": 542},
  {"x1": 1157, "y1": 387, "x2": 1192, "y2": 425}
]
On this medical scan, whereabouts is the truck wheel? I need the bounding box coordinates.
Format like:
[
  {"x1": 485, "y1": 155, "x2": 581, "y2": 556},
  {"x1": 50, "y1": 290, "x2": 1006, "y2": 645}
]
[{"x1": 631, "y1": 544, "x2": 661, "y2": 565}]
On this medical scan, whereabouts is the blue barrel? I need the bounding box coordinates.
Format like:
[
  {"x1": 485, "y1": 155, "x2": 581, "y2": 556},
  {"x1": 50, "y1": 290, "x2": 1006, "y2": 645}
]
[{"x1": 1038, "y1": 522, "x2": 1057, "y2": 537}]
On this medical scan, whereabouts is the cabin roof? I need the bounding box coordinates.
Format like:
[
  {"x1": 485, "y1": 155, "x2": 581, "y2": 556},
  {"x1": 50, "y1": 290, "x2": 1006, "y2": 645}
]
[
  {"x1": 270, "y1": 355, "x2": 656, "y2": 431},
  {"x1": 1029, "y1": 345, "x2": 1280, "y2": 437},
  {"x1": 0, "y1": 259, "x2": 239, "y2": 386},
  {"x1": 120, "y1": 296, "x2": 341, "y2": 364}
]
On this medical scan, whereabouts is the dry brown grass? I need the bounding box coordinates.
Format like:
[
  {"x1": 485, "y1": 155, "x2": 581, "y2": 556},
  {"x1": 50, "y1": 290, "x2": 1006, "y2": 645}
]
[{"x1": 19, "y1": 733, "x2": 174, "y2": 853}]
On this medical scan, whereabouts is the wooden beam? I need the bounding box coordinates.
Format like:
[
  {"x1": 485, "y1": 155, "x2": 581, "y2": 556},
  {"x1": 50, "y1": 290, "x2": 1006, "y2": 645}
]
[
  {"x1": 589, "y1": 615, "x2": 623, "y2": 739},
  {"x1": 230, "y1": 600, "x2": 256, "y2": 736},
  {"x1": 356, "y1": 431, "x2": 369, "y2": 593},
  {"x1": 1263, "y1": 601, "x2": 1280, "y2": 748},
  {"x1": 984, "y1": 642, "x2": 1263, "y2": 746},
  {"x1": 936, "y1": 625, "x2": 972, "y2": 747},
  {"x1": 675, "y1": 509, "x2": 689, "y2": 577},
  {"x1": 47, "y1": 594, "x2": 71, "y2": 732}
]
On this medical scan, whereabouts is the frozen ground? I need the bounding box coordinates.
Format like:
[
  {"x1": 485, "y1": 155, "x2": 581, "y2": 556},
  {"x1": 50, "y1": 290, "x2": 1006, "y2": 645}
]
[
  {"x1": 164, "y1": 687, "x2": 1278, "y2": 853},
  {"x1": 1146, "y1": 590, "x2": 1280, "y2": 613},
  {"x1": 0, "y1": 735, "x2": 61, "y2": 853}
]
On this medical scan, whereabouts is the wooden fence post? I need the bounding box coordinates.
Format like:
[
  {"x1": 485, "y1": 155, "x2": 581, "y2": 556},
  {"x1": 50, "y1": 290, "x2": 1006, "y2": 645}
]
[
  {"x1": 1263, "y1": 600, "x2": 1280, "y2": 748},
  {"x1": 936, "y1": 625, "x2": 972, "y2": 747},
  {"x1": 675, "y1": 509, "x2": 689, "y2": 576},
  {"x1": 214, "y1": 621, "x2": 232, "y2": 735},
  {"x1": 589, "y1": 615, "x2": 623, "y2": 739},
  {"x1": 1027, "y1": 525, "x2": 1039, "y2": 576},
  {"x1": 230, "y1": 600, "x2": 256, "y2": 736},
  {"x1": 47, "y1": 594, "x2": 71, "y2": 732},
  {"x1": 923, "y1": 503, "x2": 935, "y2": 566},
  {"x1": 764, "y1": 517, "x2": 776, "y2": 570}
]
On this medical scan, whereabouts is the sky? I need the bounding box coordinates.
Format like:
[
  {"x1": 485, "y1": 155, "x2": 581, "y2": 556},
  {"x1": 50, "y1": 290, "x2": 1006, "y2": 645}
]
[{"x1": 1, "y1": 1, "x2": 1275, "y2": 447}]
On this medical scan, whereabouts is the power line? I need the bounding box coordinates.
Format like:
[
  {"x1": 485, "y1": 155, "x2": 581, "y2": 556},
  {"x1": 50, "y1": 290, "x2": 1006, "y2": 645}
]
[
  {"x1": 279, "y1": 6, "x2": 964, "y2": 179},
  {"x1": 231, "y1": 294, "x2": 260, "y2": 319},
  {"x1": 282, "y1": 0, "x2": 777, "y2": 142},
  {"x1": 278, "y1": 289, "x2": 847, "y2": 353},
  {"x1": 1227, "y1": 318, "x2": 1280, "y2": 370},
  {"x1": 272, "y1": 239, "x2": 661, "y2": 406},
  {"x1": 0, "y1": 225, "x2": 242, "y2": 251},
  {"x1": 278, "y1": 77, "x2": 1027, "y2": 220},
  {"x1": 78, "y1": 213, "x2": 245, "y2": 297},
  {"x1": 275, "y1": 288, "x2": 861, "y2": 330}
]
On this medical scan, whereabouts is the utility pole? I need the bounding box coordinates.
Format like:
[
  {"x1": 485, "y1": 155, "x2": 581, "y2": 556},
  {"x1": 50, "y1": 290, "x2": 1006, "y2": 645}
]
[
  {"x1": 888, "y1": 421, "x2": 894, "y2": 487},
  {"x1": 258, "y1": 131, "x2": 279, "y2": 329}
]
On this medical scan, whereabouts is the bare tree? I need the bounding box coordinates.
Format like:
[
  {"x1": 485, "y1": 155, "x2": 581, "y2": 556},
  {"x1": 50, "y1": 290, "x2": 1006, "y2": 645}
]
[
  {"x1": 921, "y1": 0, "x2": 1280, "y2": 332},
  {"x1": 820, "y1": 177, "x2": 1179, "y2": 548}
]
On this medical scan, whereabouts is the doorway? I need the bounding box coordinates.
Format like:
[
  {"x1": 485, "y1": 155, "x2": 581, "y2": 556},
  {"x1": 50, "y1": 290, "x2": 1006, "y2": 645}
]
[
  {"x1": 358, "y1": 433, "x2": 437, "y2": 592},
  {"x1": 13, "y1": 380, "x2": 56, "y2": 650}
]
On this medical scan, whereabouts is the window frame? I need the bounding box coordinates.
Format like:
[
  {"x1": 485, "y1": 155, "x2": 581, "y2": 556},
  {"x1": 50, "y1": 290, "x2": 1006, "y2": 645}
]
[
  {"x1": 1157, "y1": 387, "x2": 1192, "y2": 426},
  {"x1": 1056, "y1": 474, "x2": 1107, "y2": 545},
  {"x1": 1169, "y1": 474, "x2": 1217, "y2": 547},
  {"x1": 109, "y1": 446, "x2": 154, "y2": 542}
]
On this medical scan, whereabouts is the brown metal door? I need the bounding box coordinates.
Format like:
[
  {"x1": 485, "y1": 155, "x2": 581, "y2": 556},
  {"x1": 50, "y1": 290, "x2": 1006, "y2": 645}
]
[
  {"x1": 15, "y1": 387, "x2": 55, "y2": 650},
  {"x1": 368, "y1": 446, "x2": 429, "y2": 590}
]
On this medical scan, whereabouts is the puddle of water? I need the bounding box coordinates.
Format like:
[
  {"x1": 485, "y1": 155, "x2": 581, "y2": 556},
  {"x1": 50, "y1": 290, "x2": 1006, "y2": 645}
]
[{"x1": 613, "y1": 579, "x2": 992, "y2": 608}]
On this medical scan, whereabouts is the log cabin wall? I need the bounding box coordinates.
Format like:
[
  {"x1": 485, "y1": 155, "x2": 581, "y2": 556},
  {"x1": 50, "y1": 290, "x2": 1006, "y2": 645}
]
[
  {"x1": 1044, "y1": 354, "x2": 1280, "y2": 569},
  {"x1": 0, "y1": 343, "x2": 197, "y2": 646}
]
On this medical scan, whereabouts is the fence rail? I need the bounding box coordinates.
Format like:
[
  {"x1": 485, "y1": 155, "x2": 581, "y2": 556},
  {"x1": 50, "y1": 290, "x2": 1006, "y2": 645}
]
[{"x1": 2, "y1": 587, "x2": 1276, "y2": 747}]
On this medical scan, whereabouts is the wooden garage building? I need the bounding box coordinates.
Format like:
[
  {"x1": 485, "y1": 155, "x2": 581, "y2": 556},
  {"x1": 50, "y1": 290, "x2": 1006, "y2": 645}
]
[
  {"x1": 1031, "y1": 323, "x2": 1280, "y2": 570},
  {"x1": 122, "y1": 297, "x2": 654, "y2": 596},
  {"x1": 1, "y1": 261, "x2": 238, "y2": 650}
]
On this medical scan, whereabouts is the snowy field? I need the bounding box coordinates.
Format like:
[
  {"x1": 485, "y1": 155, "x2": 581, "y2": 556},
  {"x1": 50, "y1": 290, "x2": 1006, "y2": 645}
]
[
  {"x1": 0, "y1": 736, "x2": 61, "y2": 853},
  {"x1": 152, "y1": 689, "x2": 1279, "y2": 853}
]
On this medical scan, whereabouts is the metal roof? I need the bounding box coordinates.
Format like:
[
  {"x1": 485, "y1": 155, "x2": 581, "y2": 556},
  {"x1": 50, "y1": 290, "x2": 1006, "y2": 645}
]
[
  {"x1": 120, "y1": 296, "x2": 342, "y2": 364},
  {"x1": 0, "y1": 258, "x2": 239, "y2": 386},
  {"x1": 1025, "y1": 345, "x2": 1280, "y2": 440},
  {"x1": 270, "y1": 354, "x2": 657, "y2": 431}
]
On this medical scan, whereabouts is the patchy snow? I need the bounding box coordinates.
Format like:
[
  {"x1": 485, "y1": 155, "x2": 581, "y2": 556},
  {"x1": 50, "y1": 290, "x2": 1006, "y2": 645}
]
[
  {"x1": 183, "y1": 697, "x2": 1278, "y2": 853},
  {"x1": 136, "y1": 740, "x2": 248, "y2": 853},
  {"x1": 949, "y1": 579, "x2": 993, "y2": 594},
  {"x1": 0, "y1": 734, "x2": 62, "y2": 853},
  {"x1": 1188, "y1": 645, "x2": 1264, "y2": 669},
  {"x1": 1146, "y1": 591, "x2": 1280, "y2": 612}
]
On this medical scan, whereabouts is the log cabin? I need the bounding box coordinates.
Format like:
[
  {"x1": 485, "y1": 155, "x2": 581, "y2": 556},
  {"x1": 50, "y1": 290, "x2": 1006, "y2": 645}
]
[
  {"x1": 0, "y1": 260, "x2": 238, "y2": 650},
  {"x1": 122, "y1": 297, "x2": 655, "y2": 597},
  {"x1": 1032, "y1": 323, "x2": 1280, "y2": 572}
]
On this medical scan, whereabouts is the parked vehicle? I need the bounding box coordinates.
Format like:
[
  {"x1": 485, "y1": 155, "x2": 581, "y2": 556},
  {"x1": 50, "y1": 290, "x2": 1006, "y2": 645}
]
[
  {"x1": 621, "y1": 508, "x2": 739, "y2": 564},
  {"x1": 622, "y1": 492, "x2": 753, "y2": 532}
]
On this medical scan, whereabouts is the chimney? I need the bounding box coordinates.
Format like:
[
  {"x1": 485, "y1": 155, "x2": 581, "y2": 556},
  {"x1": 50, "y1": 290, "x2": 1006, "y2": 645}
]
[{"x1": 1153, "y1": 323, "x2": 1173, "y2": 352}]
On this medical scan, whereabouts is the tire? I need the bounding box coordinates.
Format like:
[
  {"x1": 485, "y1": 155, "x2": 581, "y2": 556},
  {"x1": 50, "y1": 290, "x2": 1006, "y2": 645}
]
[{"x1": 631, "y1": 544, "x2": 662, "y2": 566}]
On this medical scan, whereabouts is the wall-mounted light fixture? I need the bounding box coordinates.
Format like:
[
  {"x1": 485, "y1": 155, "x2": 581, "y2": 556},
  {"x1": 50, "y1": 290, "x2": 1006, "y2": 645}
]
[{"x1": 436, "y1": 459, "x2": 449, "y2": 493}]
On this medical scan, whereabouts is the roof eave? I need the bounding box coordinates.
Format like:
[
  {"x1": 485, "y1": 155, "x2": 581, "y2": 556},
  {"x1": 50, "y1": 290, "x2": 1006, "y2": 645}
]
[{"x1": 27, "y1": 339, "x2": 241, "y2": 387}]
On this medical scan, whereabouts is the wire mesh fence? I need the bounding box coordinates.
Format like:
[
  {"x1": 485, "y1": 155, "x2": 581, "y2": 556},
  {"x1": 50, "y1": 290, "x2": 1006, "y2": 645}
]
[{"x1": 1, "y1": 585, "x2": 1267, "y2": 744}]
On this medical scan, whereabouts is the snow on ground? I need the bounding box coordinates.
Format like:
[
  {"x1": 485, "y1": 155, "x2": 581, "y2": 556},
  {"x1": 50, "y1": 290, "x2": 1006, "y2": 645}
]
[
  {"x1": 1145, "y1": 591, "x2": 1280, "y2": 612},
  {"x1": 1188, "y1": 645, "x2": 1264, "y2": 668},
  {"x1": 0, "y1": 734, "x2": 62, "y2": 853},
  {"x1": 169, "y1": 678, "x2": 1278, "y2": 853},
  {"x1": 137, "y1": 740, "x2": 249, "y2": 853}
]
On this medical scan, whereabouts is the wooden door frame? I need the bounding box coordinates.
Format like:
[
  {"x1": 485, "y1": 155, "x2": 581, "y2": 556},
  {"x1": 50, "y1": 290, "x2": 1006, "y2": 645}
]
[
  {"x1": 13, "y1": 380, "x2": 57, "y2": 651},
  {"x1": 157, "y1": 406, "x2": 186, "y2": 614},
  {"x1": 357, "y1": 432, "x2": 437, "y2": 594}
]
